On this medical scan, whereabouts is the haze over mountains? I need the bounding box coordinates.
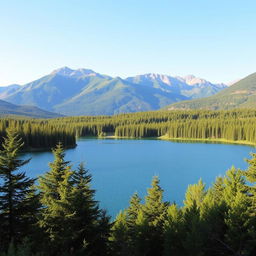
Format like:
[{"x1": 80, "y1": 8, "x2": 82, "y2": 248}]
[
  {"x1": 0, "y1": 99, "x2": 62, "y2": 118},
  {"x1": 0, "y1": 67, "x2": 227, "y2": 116},
  {"x1": 167, "y1": 72, "x2": 256, "y2": 110}
]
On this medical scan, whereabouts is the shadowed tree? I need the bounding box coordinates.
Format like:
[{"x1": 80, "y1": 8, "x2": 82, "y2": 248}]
[
  {"x1": 109, "y1": 210, "x2": 129, "y2": 256},
  {"x1": 164, "y1": 204, "x2": 184, "y2": 256},
  {"x1": 0, "y1": 128, "x2": 39, "y2": 252},
  {"x1": 69, "y1": 162, "x2": 111, "y2": 255}
]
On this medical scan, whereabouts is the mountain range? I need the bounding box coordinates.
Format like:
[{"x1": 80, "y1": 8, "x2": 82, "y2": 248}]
[
  {"x1": 0, "y1": 67, "x2": 227, "y2": 116},
  {"x1": 166, "y1": 72, "x2": 256, "y2": 110}
]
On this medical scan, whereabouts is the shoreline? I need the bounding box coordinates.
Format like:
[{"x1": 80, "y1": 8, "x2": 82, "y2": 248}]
[
  {"x1": 20, "y1": 136, "x2": 256, "y2": 154},
  {"x1": 93, "y1": 135, "x2": 256, "y2": 147},
  {"x1": 158, "y1": 135, "x2": 256, "y2": 147},
  {"x1": 20, "y1": 144, "x2": 77, "y2": 153}
]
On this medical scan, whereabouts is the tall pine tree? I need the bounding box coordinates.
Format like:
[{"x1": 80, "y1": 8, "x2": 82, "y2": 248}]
[
  {"x1": 38, "y1": 143, "x2": 74, "y2": 254},
  {"x1": 69, "y1": 163, "x2": 111, "y2": 255},
  {"x1": 0, "y1": 128, "x2": 38, "y2": 252},
  {"x1": 139, "y1": 176, "x2": 168, "y2": 256}
]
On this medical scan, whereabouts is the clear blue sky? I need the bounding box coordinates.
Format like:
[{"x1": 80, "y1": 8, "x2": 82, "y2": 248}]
[{"x1": 1, "y1": 0, "x2": 256, "y2": 85}]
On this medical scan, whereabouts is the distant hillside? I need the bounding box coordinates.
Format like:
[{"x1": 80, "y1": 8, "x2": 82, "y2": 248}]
[
  {"x1": 0, "y1": 99, "x2": 62, "y2": 118},
  {"x1": 166, "y1": 72, "x2": 256, "y2": 110},
  {"x1": 0, "y1": 84, "x2": 21, "y2": 98},
  {"x1": 0, "y1": 67, "x2": 227, "y2": 115}
]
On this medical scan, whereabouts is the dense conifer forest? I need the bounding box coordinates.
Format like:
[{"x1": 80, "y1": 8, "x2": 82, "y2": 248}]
[
  {"x1": 1, "y1": 127, "x2": 256, "y2": 255},
  {"x1": 0, "y1": 117, "x2": 76, "y2": 150},
  {"x1": 1, "y1": 109, "x2": 256, "y2": 150}
]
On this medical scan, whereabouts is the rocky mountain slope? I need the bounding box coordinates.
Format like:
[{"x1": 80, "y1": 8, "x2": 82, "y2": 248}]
[
  {"x1": 166, "y1": 72, "x2": 256, "y2": 110},
  {"x1": 0, "y1": 67, "x2": 227, "y2": 115}
]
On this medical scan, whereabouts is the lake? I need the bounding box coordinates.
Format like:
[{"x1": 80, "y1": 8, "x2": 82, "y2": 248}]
[{"x1": 20, "y1": 138, "x2": 255, "y2": 218}]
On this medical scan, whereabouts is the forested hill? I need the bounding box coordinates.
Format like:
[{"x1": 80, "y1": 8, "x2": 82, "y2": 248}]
[
  {"x1": 166, "y1": 72, "x2": 256, "y2": 110},
  {"x1": 0, "y1": 99, "x2": 62, "y2": 118}
]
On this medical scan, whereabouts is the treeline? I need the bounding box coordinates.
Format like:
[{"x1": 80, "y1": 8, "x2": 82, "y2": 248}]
[
  {"x1": 53, "y1": 109, "x2": 256, "y2": 144},
  {"x1": 52, "y1": 109, "x2": 256, "y2": 141},
  {"x1": 1, "y1": 130, "x2": 256, "y2": 255},
  {"x1": 2, "y1": 109, "x2": 256, "y2": 149},
  {"x1": 164, "y1": 118, "x2": 256, "y2": 142},
  {"x1": 0, "y1": 118, "x2": 76, "y2": 150}
]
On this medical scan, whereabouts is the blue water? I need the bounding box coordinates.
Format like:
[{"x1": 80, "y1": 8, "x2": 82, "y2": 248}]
[{"x1": 20, "y1": 138, "x2": 255, "y2": 218}]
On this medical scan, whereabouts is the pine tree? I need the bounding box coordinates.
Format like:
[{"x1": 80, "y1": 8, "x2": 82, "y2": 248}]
[
  {"x1": 211, "y1": 176, "x2": 225, "y2": 202},
  {"x1": 224, "y1": 192, "x2": 251, "y2": 255},
  {"x1": 126, "y1": 192, "x2": 142, "y2": 254},
  {"x1": 0, "y1": 128, "x2": 38, "y2": 252},
  {"x1": 183, "y1": 178, "x2": 206, "y2": 209},
  {"x1": 223, "y1": 166, "x2": 246, "y2": 205},
  {"x1": 109, "y1": 211, "x2": 129, "y2": 256},
  {"x1": 244, "y1": 153, "x2": 256, "y2": 184},
  {"x1": 140, "y1": 176, "x2": 168, "y2": 256},
  {"x1": 37, "y1": 142, "x2": 74, "y2": 254},
  {"x1": 126, "y1": 192, "x2": 141, "y2": 226},
  {"x1": 200, "y1": 178, "x2": 228, "y2": 255},
  {"x1": 133, "y1": 209, "x2": 151, "y2": 256},
  {"x1": 110, "y1": 193, "x2": 142, "y2": 256},
  {"x1": 182, "y1": 201, "x2": 205, "y2": 256},
  {"x1": 223, "y1": 167, "x2": 252, "y2": 255},
  {"x1": 143, "y1": 176, "x2": 168, "y2": 226},
  {"x1": 243, "y1": 153, "x2": 256, "y2": 254},
  {"x1": 164, "y1": 204, "x2": 184, "y2": 256},
  {"x1": 182, "y1": 180, "x2": 207, "y2": 256},
  {"x1": 244, "y1": 153, "x2": 256, "y2": 210},
  {"x1": 69, "y1": 163, "x2": 111, "y2": 255}
]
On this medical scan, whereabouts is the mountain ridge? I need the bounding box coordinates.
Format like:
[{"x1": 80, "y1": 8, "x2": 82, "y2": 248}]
[
  {"x1": 0, "y1": 67, "x2": 228, "y2": 115},
  {"x1": 0, "y1": 99, "x2": 62, "y2": 118},
  {"x1": 166, "y1": 72, "x2": 256, "y2": 110}
]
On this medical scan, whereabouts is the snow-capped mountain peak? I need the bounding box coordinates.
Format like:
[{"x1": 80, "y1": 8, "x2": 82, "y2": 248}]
[
  {"x1": 52, "y1": 67, "x2": 98, "y2": 78},
  {"x1": 175, "y1": 75, "x2": 209, "y2": 86}
]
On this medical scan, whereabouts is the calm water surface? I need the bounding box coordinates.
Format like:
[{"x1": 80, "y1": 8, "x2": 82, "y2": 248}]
[{"x1": 20, "y1": 138, "x2": 255, "y2": 218}]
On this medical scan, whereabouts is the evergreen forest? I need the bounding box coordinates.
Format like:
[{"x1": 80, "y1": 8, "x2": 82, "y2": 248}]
[
  {"x1": 1, "y1": 109, "x2": 256, "y2": 151},
  {"x1": 1, "y1": 127, "x2": 256, "y2": 255}
]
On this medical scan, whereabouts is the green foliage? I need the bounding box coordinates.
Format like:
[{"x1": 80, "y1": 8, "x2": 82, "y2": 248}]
[
  {"x1": 244, "y1": 153, "x2": 256, "y2": 208},
  {"x1": 68, "y1": 163, "x2": 111, "y2": 255},
  {"x1": 0, "y1": 129, "x2": 39, "y2": 252},
  {"x1": 109, "y1": 211, "x2": 129, "y2": 256},
  {"x1": 183, "y1": 179, "x2": 206, "y2": 209},
  {"x1": 2, "y1": 126, "x2": 256, "y2": 255},
  {"x1": 245, "y1": 153, "x2": 256, "y2": 183},
  {"x1": 140, "y1": 177, "x2": 168, "y2": 255},
  {"x1": 0, "y1": 118, "x2": 76, "y2": 150},
  {"x1": 38, "y1": 143, "x2": 74, "y2": 253},
  {"x1": 111, "y1": 177, "x2": 168, "y2": 256},
  {"x1": 126, "y1": 192, "x2": 142, "y2": 227},
  {"x1": 2, "y1": 109, "x2": 256, "y2": 150},
  {"x1": 143, "y1": 177, "x2": 167, "y2": 225},
  {"x1": 164, "y1": 204, "x2": 184, "y2": 255},
  {"x1": 182, "y1": 202, "x2": 205, "y2": 256},
  {"x1": 37, "y1": 145, "x2": 111, "y2": 255}
]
